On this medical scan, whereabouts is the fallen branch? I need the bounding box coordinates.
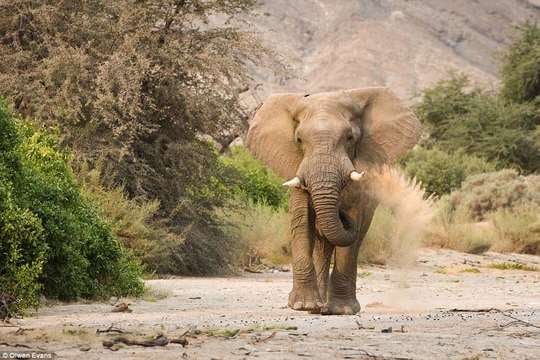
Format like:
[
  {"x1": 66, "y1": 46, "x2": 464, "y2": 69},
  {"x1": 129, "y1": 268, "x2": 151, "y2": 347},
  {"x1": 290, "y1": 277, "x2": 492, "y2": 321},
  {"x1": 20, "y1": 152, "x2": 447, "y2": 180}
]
[
  {"x1": 103, "y1": 334, "x2": 188, "y2": 350},
  {"x1": 497, "y1": 311, "x2": 540, "y2": 329},
  {"x1": 448, "y1": 308, "x2": 540, "y2": 330},
  {"x1": 244, "y1": 267, "x2": 263, "y2": 274},
  {"x1": 448, "y1": 308, "x2": 499, "y2": 313},
  {"x1": 0, "y1": 342, "x2": 32, "y2": 349},
  {"x1": 0, "y1": 323, "x2": 18, "y2": 328},
  {"x1": 96, "y1": 325, "x2": 128, "y2": 334},
  {"x1": 250, "y1": 331, "x2": 276, "y2": 343},
  {"x1": 338, "y1": 347, "x2": 411, "y2": 360},
  {"x1": 15, "y1": 327, "x2": 34, "y2": 335}
]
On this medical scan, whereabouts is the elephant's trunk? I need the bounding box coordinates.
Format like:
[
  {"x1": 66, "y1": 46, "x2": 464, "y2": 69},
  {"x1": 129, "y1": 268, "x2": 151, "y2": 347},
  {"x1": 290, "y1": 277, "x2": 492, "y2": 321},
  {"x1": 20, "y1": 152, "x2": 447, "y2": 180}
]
[{"x1": 301, "y1": 154, "x2": 358, "y2": 247}]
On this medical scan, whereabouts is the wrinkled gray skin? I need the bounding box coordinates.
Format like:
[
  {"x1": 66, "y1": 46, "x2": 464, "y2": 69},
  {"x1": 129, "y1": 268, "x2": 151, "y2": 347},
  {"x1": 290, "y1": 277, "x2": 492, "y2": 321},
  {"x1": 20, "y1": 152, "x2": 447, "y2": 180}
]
[{"x1": 246, "y1": 88, "x2": 421, "y2": 315}]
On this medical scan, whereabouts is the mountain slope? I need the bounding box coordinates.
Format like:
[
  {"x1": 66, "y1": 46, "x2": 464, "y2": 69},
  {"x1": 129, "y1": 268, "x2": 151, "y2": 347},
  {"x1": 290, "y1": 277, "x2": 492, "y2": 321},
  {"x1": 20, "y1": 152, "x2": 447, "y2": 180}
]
[{"x1": 244, "y1": 0, "x2": 540, "y2": 103}]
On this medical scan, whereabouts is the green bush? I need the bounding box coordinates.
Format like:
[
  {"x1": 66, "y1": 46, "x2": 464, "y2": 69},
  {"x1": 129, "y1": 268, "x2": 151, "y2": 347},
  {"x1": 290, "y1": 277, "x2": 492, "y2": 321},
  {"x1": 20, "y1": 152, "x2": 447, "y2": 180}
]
[
  {"x1": 448, "y1": 169, "x2": 540, "y2": 221},
  {"x1": 401, "y1": 147, "x2": 496, "y2": 196},
  {"x1": 416, "y1": 74, "x2": 539, "y2": 173},
  {"x1": 0, "y1": 101, "x2": 143, "y2": 315},
  {"x1": 501, "y1": 22, "x2": 540, "y2": 104},
  {"x1": 221, "y1": 146, "x2": 287, "y2": 209},
  {"x1": 0, "y1": 202, "x2": 46, "y2": 313}
]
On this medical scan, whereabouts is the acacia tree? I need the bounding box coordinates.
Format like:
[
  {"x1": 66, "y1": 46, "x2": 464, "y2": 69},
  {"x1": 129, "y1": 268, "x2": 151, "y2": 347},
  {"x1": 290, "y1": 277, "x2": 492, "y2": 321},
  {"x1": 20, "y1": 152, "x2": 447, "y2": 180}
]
[{"x1": 0, "y1": 0, "x2": 276, "y2": 274}]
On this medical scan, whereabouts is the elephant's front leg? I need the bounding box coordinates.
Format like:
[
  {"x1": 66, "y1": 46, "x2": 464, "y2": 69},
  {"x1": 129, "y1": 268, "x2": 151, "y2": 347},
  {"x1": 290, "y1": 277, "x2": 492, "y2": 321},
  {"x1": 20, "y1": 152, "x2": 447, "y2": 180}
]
[
  {"x1": 322, "y1": 241, "x2": 362, "y2": 315},
  {"x1": 313, "y1": 234, "x2": 334, "y2": 303},
  {"x1": 288, "y1": 188, "x2": 323, "y2": 311},
  {"x1": 323, "y1": 206, "x2": 376, "y2": 315}
]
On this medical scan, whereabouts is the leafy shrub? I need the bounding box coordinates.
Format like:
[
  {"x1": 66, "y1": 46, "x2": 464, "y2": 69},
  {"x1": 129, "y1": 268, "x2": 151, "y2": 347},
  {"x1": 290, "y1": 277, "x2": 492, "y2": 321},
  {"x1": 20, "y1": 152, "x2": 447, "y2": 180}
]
[
  {"x1": 448, "y1": 170, "x2": 540, "y2": 221},
  {"x1": 78, "y1": 163, "x2": 164, "y2": 260},
  {"x1": 401, "y1": 147, "x2": 496, "y2": 196},
  {"x1": 501, "y1": 22, "x2": 540, "y2": 104},
  {"x1": 221, "y1": 146, "x2": 287, "y2": 209},
  {"x1": 0, "y1": 203, "x2": 46, "y2": 314},
  {"x1": 416, "y1": 74, "x2": 539, "y2": 173},
  {"x1": 0, "y1": 102, "x2": 143, "y2": 314}
]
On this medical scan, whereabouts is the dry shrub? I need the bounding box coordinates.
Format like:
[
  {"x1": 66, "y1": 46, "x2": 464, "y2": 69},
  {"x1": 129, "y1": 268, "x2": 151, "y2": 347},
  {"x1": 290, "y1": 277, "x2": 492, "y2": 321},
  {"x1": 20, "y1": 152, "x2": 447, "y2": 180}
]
[
  {"x1": 226, "y1": 200, "x2": 290, "y2": 266},
  {"x1": 426, "y1": 200, "x2": 492, "y2": 254},
  {"x1": 360, "y1": 167, "x2": 435, "y2": 266},
  {"x1": 489, "y1": 208, "x2": 540, "y2": 254},
  {"x1": 427, "y1": 170, "x2": 540, "y2": 255},
  {"x1": 449, "y1": 170, "x2": 540, "y2": 220}
]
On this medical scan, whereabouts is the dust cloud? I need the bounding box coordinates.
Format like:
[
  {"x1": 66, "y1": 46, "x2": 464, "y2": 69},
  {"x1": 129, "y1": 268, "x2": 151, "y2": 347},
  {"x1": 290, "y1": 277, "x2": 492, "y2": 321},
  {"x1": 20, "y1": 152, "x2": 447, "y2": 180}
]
[{"x1": 367, "y1": 166, "x2": 435, "y2": 268}]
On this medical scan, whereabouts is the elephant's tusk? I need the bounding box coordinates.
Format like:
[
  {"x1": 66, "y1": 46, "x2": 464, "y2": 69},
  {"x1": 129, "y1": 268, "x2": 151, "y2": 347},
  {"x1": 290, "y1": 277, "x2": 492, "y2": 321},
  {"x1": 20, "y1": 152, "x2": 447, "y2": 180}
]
[
  {"x1": 350, "y1": 171, "x2": 365, "y2": 181},
  {"x1": 282, "y1": 177, "x2": 301, "y2": 188}
]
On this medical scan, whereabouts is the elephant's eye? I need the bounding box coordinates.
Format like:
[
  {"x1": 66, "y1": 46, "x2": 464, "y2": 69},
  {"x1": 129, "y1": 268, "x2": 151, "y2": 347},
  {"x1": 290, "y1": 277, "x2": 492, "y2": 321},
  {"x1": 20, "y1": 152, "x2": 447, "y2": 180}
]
[
  {"x1": 346, "y1": 134, "x2": 354, "y2": 142},
  {"x1": 296, "y1": 136, "x2": 302, "y2": 144}
]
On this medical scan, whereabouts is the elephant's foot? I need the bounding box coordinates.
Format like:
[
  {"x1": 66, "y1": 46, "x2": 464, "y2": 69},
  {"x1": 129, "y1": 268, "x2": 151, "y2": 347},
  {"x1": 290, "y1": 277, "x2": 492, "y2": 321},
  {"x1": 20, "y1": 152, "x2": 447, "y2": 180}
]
[
  {"x1": 288, "y1": 284, "x2": 323, "y2": 311},
  {"x1": 320, "y1": 298, "x2": 360, "y2": 315}
]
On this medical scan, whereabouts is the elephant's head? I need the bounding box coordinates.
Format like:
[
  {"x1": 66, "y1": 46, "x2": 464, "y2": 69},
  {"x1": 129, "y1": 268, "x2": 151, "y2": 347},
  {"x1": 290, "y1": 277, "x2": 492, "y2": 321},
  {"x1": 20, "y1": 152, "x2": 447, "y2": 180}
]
[{"x1": 246, "y1": 88, "x2": 421, "y2": 247}]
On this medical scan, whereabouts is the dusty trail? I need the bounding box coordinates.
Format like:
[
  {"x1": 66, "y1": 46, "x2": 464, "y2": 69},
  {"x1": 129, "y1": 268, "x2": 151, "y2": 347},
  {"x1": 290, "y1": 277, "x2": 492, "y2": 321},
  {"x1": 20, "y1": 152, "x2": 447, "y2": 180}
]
[{"x1": 1, "y1": 248, "x2": 539, "y2": 359}]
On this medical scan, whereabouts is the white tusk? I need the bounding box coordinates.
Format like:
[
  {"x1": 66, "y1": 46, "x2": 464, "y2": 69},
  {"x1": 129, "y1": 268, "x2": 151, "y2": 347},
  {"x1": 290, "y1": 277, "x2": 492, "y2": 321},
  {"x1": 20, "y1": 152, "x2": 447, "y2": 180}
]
[
  {"x1": 350, "y1": 171, "x2": 365, "y2": 181},
  {"x1": 282, "y1": 177, "x2": 301, "y2": 188}
]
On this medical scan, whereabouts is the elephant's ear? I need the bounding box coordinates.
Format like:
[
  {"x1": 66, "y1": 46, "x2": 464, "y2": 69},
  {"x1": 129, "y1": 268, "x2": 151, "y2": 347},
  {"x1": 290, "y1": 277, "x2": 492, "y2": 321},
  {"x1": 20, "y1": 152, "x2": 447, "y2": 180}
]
[
  {"x1": 245, "y1": 93, "x2": 303, "y2": 180},
  {"x1": 345, "y1": 87, "x2": 421, "y2": 167}
]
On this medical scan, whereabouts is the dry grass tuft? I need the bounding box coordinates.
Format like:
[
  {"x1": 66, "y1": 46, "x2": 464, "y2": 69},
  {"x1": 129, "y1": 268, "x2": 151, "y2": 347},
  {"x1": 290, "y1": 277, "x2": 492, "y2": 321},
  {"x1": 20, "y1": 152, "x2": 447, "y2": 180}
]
[
  {"x1": 460, "y1": 268, "x2": 481, "y2": 274},
  {"x1": 226, "y1": 200, "x2": 291, "y2": 266},
  {"x1": 486, "y1": 262, "x2": 538, "y2": 272}
]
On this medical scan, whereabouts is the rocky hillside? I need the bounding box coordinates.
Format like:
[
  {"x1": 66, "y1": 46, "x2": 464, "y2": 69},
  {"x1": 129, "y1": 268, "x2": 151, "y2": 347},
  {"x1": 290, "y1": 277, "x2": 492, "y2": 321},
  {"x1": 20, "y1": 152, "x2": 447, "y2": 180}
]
[{"x1": 243, "y1": 0, "x2": 540, "y2": 104}]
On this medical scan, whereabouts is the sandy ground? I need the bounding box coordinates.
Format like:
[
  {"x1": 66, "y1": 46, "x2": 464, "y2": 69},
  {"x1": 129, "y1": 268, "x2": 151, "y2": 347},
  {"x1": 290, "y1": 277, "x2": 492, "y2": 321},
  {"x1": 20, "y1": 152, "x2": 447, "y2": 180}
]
[{"x1": 1, "y1": 248, "x2": 539, "y2": 360}]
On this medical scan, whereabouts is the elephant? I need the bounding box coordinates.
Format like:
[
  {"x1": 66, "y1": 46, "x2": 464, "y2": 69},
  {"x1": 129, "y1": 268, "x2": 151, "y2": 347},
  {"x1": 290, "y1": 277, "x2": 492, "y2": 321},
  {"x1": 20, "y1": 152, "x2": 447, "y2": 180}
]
[{"x1": 245, "y1": 87, "x2": 421, "y2": 315}]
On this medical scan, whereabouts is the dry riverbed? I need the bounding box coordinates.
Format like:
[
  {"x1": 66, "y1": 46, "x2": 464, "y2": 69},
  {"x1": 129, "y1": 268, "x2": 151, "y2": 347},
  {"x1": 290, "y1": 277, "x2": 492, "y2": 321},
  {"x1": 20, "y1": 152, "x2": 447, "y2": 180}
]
[{"x1": 1, "y1": 248, "x2": 539, "y2": 359}]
